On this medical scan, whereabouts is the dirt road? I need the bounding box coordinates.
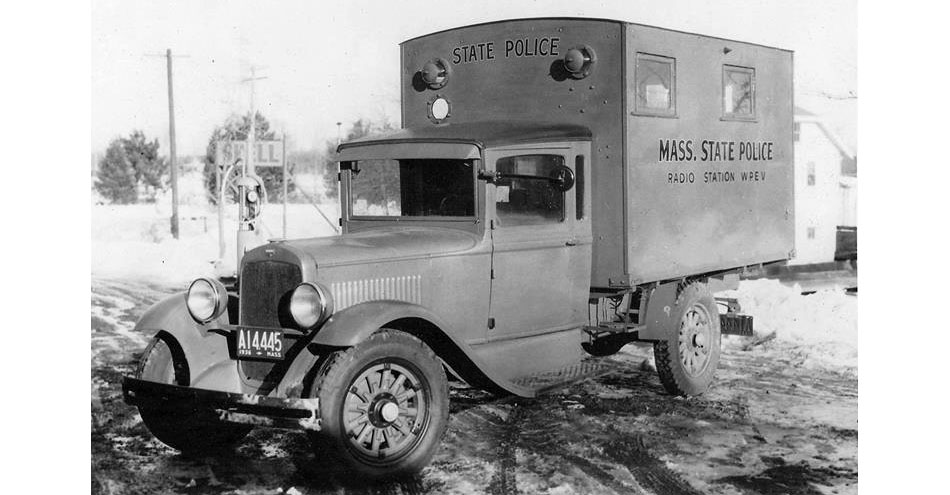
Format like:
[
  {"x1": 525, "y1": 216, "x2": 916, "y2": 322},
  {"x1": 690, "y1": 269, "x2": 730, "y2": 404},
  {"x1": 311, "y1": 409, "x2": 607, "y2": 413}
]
[{"x1": 92, "y1": 278, "x2": 857, "y2": 495}]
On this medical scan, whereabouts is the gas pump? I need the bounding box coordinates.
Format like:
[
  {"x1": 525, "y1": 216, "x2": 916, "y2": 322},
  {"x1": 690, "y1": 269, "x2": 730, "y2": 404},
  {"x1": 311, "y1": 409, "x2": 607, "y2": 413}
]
[{"x1": 235, "y1": 173, "x2": 266, "y2": 273}]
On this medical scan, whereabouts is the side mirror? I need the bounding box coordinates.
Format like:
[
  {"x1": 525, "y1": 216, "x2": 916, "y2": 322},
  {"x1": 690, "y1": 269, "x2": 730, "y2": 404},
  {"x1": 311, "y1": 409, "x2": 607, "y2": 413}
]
[
  {"x1": 550, "y1": 165, "x2": 575, "y2": 192},
  {"x1": 339, "y1": 161, "x2": 360, "y2": 176}
]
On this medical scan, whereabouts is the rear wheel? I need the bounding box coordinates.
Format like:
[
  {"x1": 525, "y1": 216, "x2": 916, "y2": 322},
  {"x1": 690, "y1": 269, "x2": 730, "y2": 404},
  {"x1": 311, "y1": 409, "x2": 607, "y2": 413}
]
[
  {"x1": 653, "y1": 283, "x2": 721, "y2": 396},
  {"x1": 136, "y1": 336, "x2": 251, "y2": 454},
  {"x1": 308, "y1": 330, "x2": 449, "y2": 479}
]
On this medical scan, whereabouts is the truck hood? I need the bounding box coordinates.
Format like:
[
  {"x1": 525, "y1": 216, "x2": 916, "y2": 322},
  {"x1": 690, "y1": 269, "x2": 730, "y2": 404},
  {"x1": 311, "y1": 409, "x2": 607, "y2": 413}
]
[{"x1": 282, "y1": 227, "x2": 480, "y2": 268}]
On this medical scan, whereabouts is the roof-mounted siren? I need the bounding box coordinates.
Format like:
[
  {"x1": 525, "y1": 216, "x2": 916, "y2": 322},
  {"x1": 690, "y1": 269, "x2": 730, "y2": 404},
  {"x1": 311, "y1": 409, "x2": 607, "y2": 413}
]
[
  {"x1": 562, "y1": 45, "x2": 596, "y2": 79},
  {"x1": 420, "y1": 58, "x2": 451, "y2": 89}
]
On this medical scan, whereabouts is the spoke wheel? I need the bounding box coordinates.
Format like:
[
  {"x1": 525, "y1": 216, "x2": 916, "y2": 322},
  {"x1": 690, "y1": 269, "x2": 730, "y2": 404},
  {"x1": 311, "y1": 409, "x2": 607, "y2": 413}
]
[
  {"x1": 308, "y1": 329, "x2": 449, "y2": 479},
  {"x1": 653, "y1": 282, "x2": 721, "y2": 396},
  {"x1": 343, "y1": 361, "x2": 430, "y2": 463},
  {"x1": 677, "y1": 304, "x2": 713, "y2": 377}
]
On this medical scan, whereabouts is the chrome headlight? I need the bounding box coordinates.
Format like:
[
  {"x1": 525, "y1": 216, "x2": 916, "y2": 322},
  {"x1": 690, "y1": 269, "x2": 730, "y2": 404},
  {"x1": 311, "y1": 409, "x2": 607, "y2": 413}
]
[
  {"x1": 289, "y1": 282, "x2": 333, "y2": 329},
  {"x1": 186, "y1": 278, "x2": 228, "y2": 324}
]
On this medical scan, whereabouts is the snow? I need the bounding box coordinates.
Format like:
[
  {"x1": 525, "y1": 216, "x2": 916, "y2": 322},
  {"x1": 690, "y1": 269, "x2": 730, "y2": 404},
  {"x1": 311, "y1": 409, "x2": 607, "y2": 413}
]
[
  {"x1": 719, "y1": 279, "x2": 858, "y2": 374},
  {"x1": 92, "y1": 201, "x2": 340, "y2": 286}
]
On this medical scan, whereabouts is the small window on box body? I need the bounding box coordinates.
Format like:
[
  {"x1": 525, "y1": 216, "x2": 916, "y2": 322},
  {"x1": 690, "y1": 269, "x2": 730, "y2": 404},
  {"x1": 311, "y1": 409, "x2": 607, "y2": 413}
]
[
  {"x1": 807, "y1": 227, "x2": 816, "y2": 240},
  {"x1": 635, "y1": 53, "x2": 675, "y2": 116},
  {"x1": 723, "y1": 65, "x2": 755, "y2": 119}
]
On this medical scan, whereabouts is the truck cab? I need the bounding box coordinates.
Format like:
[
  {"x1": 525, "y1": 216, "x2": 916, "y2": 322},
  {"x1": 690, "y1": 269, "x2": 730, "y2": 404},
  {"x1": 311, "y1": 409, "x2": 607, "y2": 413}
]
[
  {"x1": 334, "y1": 122, "x2": 593, "y2": 382},
  {"x1": 122, "y1": 17, "x2": 792, "y2": 479}
]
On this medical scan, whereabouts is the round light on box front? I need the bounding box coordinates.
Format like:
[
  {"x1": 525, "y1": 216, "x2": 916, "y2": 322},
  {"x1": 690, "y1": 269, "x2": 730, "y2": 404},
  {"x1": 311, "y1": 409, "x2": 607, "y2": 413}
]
[
  {"x1": 562, "y1": 45, "x2": 597, "y2": 79},
  {"x1": 186, "y1": 278, "x2": 227, "y2": 324},
  {"x1": 289, "y1": 282, "x2": 333, "y2": 329},
  {"x1": 420, "y1": 58, "x2": 450, "y2": 89},
  {"x1": 429, "y1": 97, "x2": 450, "y2": 122}
]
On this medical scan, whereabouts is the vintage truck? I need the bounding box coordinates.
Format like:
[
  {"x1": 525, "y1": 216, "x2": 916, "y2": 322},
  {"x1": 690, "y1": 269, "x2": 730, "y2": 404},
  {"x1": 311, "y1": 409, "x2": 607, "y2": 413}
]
[{"x1": 122, "y1": 18, "x2": 793, "y2": 479}]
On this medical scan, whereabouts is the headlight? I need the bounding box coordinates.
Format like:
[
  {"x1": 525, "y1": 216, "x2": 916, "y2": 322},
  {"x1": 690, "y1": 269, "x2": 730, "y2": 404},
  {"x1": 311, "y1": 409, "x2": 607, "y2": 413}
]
[
  {"x1": 186, "y1": 278, "x2": 228, "y2": 324},
  {"x1": 289, "y1": 282, "x2": 333, "y2": 329}
]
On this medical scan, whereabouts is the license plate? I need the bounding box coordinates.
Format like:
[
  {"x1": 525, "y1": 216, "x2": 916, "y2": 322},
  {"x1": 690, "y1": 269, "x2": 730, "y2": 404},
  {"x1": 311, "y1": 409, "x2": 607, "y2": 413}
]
[{"x1": 236, "y1": 327, "x2": 285, "y2": 361}]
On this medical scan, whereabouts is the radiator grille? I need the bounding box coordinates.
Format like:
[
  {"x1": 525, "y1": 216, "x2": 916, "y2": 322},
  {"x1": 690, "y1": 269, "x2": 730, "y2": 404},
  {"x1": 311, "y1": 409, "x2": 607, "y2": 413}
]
[
  {"x1": 240, "y1": 261, "x2": 302, "y2": 327},
  {"x1": 238, "y1": 261, "x2": 302, "y2": 381},
  {"x1": 330, "y1": 275, "x2": 422, "y2": 310}
]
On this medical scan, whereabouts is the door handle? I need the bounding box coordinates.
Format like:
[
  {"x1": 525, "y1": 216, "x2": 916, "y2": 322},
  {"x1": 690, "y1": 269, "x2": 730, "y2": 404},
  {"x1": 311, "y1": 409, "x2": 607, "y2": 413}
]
[{"x1": 565, "y1": 239, "x2": 578, "y2": 246}]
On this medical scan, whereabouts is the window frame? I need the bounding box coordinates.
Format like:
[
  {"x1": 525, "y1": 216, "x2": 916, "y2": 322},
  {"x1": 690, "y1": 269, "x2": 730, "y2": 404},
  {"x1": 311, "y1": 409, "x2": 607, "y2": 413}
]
[
  {"x1": 721, "y1": 64, "x2": 756, "y2": 122},
  {"x1": 346, "y1": 158, "x2": 480, "y2": 222},
  {"x1": 492, "y1": 152, "x2": 570, "y2": 227},
  {"x1": 633, "y1": 52, "x2": 677, "y2": 118}
]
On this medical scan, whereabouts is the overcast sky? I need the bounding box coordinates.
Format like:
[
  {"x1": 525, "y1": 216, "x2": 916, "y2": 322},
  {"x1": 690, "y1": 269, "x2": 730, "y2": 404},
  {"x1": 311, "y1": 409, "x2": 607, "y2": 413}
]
[{"x1": 92, "y1": 0, "x2": 856, "y2": 157}]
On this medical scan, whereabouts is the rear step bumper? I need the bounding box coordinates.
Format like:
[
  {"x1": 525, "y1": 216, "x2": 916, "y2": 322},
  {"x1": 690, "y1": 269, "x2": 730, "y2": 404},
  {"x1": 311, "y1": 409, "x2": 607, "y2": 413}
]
[{"x1": 122, "y1": 377, "x2": 322, "y2": 431}]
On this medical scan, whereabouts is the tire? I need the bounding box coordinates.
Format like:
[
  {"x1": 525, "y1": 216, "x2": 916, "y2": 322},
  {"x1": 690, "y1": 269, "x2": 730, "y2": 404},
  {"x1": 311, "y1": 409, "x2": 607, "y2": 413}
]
[
  {"x1": 307, "y1": 329, "x2": 449, "y2": 480},
  {"x1": 136, "y1": 336, "x2": 251, "y2": 454},
  {"x1": 653, "y1": 282, "x2": 721, "y2": 396}
]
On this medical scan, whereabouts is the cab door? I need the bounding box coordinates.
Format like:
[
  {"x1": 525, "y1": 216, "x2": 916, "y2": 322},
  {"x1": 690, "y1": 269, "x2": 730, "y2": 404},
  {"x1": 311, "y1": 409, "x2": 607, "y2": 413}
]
[{"x1": 485, "y1": 142, "x2": 592, "y2": 342}]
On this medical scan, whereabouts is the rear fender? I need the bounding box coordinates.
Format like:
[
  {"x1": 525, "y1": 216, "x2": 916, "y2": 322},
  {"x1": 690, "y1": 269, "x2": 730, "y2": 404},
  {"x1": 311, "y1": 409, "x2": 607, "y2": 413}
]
[
  {"x1": 134, "y1": 292, "x2": 241, "y2": 392},
  {"x1": 638, "y1": 282, "x2": 680, "y2": 341}
]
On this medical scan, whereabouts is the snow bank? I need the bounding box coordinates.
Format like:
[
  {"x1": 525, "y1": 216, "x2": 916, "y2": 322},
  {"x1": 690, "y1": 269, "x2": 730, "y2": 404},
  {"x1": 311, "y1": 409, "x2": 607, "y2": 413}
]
[{"x1": 719, "y1": 279, "x2": 858, "y2": 374}]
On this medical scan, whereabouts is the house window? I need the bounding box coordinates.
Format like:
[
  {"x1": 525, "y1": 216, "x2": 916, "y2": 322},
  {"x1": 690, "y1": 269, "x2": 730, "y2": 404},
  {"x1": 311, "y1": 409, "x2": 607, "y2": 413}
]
[
  {"x1": 793, "y1": 122, "x2": 801, "y2": 142},
  {"x1": 807, "y1": 227, "x2": 816, "y2": 240},
  {"x1": 634, "y1": 53, "x2": 675, "y2": 117},
  {"x1": 807, "y1": 162, "x2": 816, "y2": 186},
  {"x1": 723, "y1": 65, "x2": 755, "y2": 120}
]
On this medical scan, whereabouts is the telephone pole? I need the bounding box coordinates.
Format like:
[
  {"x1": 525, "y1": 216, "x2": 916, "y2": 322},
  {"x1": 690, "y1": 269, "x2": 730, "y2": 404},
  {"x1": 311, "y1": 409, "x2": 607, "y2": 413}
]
[
  {"x1": 166, "y1": 49, "x2": 180, "y2": 239},
  {"x1": 146, "y1": 50, "x2": 190, "y2": 239}
]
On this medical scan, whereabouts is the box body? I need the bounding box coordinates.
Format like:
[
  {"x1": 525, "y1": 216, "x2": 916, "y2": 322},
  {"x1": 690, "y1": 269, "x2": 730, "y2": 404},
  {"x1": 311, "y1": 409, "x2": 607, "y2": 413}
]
[{"x1": 401, "y1": 18, "x2": 794, "y2": 288}]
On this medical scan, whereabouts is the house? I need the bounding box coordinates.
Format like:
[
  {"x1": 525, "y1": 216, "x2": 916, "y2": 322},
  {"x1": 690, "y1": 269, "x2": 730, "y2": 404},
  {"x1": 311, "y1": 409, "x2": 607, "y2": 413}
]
[{"x1": 790, "y1": 107, "x2": 857, "y2": 265}]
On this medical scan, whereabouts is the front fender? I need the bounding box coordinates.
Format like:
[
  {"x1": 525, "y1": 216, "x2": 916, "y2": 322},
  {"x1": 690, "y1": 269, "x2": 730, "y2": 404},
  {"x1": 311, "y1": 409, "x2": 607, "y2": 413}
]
[
  {"x1": 297, "y1": 300, "x2": 534, "y2": 397},
  {"x1": 135, "y1": 292, "x2": 241, "y2": 392},
  {"x1": 311, "y1": 300, "x2": 451, "y2": 347}
]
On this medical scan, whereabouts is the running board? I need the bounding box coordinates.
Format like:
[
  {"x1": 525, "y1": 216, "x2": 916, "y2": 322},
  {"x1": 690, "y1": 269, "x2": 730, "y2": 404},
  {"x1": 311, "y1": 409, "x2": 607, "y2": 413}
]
[{"x1": 512, "y1": 359, "x2": 623, "y2": 396}]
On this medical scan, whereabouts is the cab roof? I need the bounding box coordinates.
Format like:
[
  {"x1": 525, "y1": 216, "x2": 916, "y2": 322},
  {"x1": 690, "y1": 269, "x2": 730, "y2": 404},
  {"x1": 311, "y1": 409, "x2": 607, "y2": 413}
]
[{"x1": 337, "y1": 121, "x2": 592, "y2": 156}]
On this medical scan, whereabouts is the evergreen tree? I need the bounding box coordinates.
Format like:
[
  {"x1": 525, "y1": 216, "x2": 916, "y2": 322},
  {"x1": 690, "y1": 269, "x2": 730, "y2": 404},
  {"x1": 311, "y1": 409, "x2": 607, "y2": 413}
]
[{"x1": 94, "y1": 131, "x2": 167, "y2": 204}]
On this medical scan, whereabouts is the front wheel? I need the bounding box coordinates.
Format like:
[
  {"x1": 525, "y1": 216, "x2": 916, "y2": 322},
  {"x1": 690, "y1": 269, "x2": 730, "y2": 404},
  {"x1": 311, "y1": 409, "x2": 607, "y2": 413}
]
[
  {"x1": 136, "y1": 336, "x2": 251, "y2": 454},
  {"x1": 308, "y1": 330, "x2": 449, "y2": 479},
  {"x1": 653, "y1": 282, "x2": 721, "y2": 396}
]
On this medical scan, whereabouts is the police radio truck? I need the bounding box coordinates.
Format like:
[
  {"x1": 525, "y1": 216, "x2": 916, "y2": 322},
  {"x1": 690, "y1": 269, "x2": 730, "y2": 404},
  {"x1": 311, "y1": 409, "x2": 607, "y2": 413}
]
[{"x1": 123, "y1": 18, "x2": 793, "y2": 478}]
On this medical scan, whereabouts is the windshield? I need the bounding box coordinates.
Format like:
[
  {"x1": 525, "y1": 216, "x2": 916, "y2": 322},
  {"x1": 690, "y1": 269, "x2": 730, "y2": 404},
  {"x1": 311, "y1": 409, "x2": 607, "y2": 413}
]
[{"x1": 349, "y1": 159, "x2": 475, "y2": 218}]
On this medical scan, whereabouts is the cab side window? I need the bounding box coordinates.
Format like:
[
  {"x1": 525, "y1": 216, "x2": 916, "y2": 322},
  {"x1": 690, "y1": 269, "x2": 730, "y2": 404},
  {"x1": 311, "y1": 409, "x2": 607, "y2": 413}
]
[{"x1": 495, "y1": 154, "x2": 565, "y2": 226}]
